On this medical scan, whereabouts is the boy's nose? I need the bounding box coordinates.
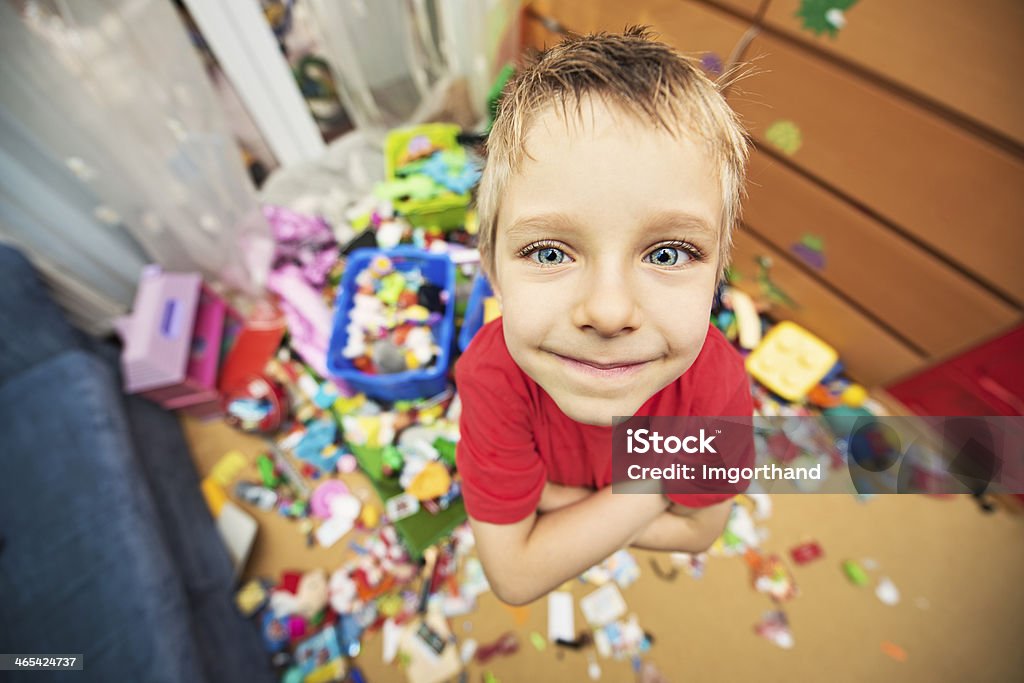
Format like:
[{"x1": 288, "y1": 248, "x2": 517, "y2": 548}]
[{"x1": 571, "y1": 264, "x2": 642, "y2": 337}]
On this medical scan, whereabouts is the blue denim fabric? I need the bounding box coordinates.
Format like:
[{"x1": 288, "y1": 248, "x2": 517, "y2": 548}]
[
  {"x1": 0, "y1": 245, "x2": 85, "y2": 384},
  {"x1": 0, "y1": 245, "x2": 275, "y2": 682},
  {"x1": 0, "y1": 351, "x2": 207, "y2": 682},
  {"x1": 118, "y1": 387, "x2": 274, "y2": 682}
]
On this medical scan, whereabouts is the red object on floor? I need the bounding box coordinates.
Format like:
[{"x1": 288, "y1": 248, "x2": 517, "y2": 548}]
[
  {"x1": 475, "y1": 632, "x2": 519, "y2": 664},
  {"x1": 217, "y1": 302, "x2": 287, "y2": 395},
  {"x1": 886, "y1": 325, "x2": 1024, "y2": 416},
  {"x1": 790, "y1": 541, "x2": 824, "y2": 565},
  {"x1": 279, "y1": 571, "x2": 302, "y2": 594}
]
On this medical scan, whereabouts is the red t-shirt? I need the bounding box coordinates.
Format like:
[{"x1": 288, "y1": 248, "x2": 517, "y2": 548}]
[{"x1": 455, "y1": 318, "x2": 754, "y2": 524}]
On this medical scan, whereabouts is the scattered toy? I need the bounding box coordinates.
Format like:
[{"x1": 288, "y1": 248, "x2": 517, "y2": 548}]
[
  {"x1": 475, "y1": 632, "x2": 519, "y2": 664},
  {"x1": 754, "y1": 610, "x2": 794, "y2": 649},
  {"x1": 580, "y1": 584, "x2": 628, "y2": 629},
  {"x1": 746, "y1": 550, "x2": 799, "y2": 602},
  {"x1": 548, "y1": 591, "x2": 575, "y2": 643},
  {"x1": 880, "y1": 641, "x2": 907, "y2": 663},
  {"x1": 581, "y1": 549, "x2": 641, "y2": 588},
  {"x1": 790, "y1": 541, "x2": 824, "y2": 565},
  {"x1": 875, "y1": 577, "x2": 900, "y2": 606},
  {"x1": 842, "y1": 559, "x2": 870, "y2": 587}
]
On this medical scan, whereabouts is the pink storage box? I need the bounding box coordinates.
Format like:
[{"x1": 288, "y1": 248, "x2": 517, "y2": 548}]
[
  {"x1": 118, "y1": 266, "x2": 227, "y2": 410},
  {"x1": 164, "y1": 393, "x2": 223, "y2": 419}
]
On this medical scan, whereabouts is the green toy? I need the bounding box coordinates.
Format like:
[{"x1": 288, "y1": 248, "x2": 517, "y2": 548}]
[
  {"x1": 842, "y1": 559, "x2": 869, "y2": 586},
  {"x1": 257, "y1": 453, "x2": 280, "y2": 488},
  {"x1": 486, "y1": 64, "x2": 516, "y2": 133},
  {"x1": 382, "y1": 445, "x2": 405, "y2": 473},
  {"x1": 350, "y1": 444, "x2": 385, "y2": 482},
  {"x1": 432, "y1": 437, "x2": 457, "y2": 468}
]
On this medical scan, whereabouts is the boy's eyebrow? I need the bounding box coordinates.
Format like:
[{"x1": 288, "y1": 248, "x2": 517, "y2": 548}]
[
  {"x1": 503, "y1": 212, "x2": 579, "y2": 240},
  {"x1": 503, "y1": 210, "x2": 719, "y2": 241},
  {"x1": 643, "y1": 210, "x2": 718, "y2": 240}
]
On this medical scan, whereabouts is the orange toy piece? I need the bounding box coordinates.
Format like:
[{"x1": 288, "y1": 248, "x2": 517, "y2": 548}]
[
  {"x1": 745, "y1": 549, "x2": 798, "y2": 603},
  {"x1": 807, "y1": 384, "x2": 842, "y2": 409}
]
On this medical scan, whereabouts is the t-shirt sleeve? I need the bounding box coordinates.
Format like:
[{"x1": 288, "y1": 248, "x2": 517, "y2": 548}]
[
  {"x1": 667, "y1": 332, "x2": 755, "y2": 510},
  {"x1": 455, "y1": 324, "x2": 547, "y2": 524}
]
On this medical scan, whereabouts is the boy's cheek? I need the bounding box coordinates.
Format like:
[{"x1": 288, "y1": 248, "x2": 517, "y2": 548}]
[
  {"x1": 501, "y1": 307, "x2": 549, "y2": 350},
  {"x1": 500, "y1": 282, "x2": 562, "y2": 322},
  {"x1": 665, "y1": 317, "x2": 713, "y2": 356}
]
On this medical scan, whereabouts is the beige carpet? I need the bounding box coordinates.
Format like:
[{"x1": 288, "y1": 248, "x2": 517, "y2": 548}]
[{"x1": 183, "y1": 416, "x2": 1024, "y2": 682}]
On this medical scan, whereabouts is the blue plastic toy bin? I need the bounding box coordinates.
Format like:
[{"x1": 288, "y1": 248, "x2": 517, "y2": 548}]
[
  {"x1": 458, "y1": 273, "x2": 494, "y2": 352},
  {"x1": 327, "y1": 246, "x2": 456, "y2": 401}
]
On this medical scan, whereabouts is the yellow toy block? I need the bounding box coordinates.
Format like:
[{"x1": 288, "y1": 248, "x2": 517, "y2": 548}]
[
  {"x1": 209, "y1": 450, "x2": 248, "y2": 488},
  {"x1": 408, "y1": 461, "x2": 452, "y2": 501},
  {"x1": 305, "y1": 660, "x2": 346, "y2": 683},
  {"x1": 745, "y1": 321, "x2": 838, "y2": 402},
  {"x1": 200, "y1": 477, "x2": 228, "y2": 517},
  {"x1": 483, "y1": 297, "x2": 502, "y2": 324}
]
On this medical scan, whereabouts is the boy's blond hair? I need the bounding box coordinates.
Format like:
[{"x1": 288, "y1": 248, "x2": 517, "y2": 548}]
[{"x1": 477, "y1": 27, "x2": 749, "y2": 282}]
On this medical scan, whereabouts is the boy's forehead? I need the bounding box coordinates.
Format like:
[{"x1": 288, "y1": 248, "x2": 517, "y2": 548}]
[
  {"x1": 511, "y1": 98, "x2": 723, "y2": 207},
  {"x1": 504, "y1": 98, "x2": 722, "y2": 219},
  {"x1": 520, "y1": 95, "x2": 691, "y2": 158}
]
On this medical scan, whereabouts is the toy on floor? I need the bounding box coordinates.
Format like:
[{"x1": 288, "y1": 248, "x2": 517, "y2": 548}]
[
  {"x1": 745, "y1": 549, "x2": 798, "y2": 602},
  {"x1": 217, "y1": 300, "x2": 288, "y2": 395},
  {"x1": 225, "y1": 374, "x2": 288, "y2": 433},
  {"x1": 754, "y1": 609, "x2": 794, "y2": 649},
  {"x1": 790, "y1": 540, "x2": 825, "y2": 565},
  {"x1": 746, "y1": 321, "x2": 838, "y2": 402},
  {"x1": 720, "y1": 286, "x2": 762, "y2": 350}
]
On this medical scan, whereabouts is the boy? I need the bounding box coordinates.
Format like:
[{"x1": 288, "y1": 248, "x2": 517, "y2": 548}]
[{"x1": 455, "y1": 28, "x2": 754, "y2": 606}]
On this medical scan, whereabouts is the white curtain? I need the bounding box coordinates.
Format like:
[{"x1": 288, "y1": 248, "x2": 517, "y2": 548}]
[
  {"x1": 303, "y1": 0, "x2": 521, "y2": 138},
  {"x1": 0, "y1": 0, "x2": 273, "y2": 334}
]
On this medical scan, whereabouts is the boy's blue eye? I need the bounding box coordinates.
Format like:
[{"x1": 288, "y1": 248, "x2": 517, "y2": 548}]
[
  {"x1": 645, "y1": 247, "x2": 687, "y2": 266},
  {"x1": 533, "y1": 247, "x2": 567, "y2": 265}
]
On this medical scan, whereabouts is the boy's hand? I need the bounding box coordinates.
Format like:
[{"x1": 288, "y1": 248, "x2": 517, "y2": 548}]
[{"x1": 537, "y1": 482, "x2": 594, "y2": 513}]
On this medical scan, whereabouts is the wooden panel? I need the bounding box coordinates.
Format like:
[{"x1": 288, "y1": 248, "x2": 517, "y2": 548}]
[
  {"x1": 730, "y1": 230, "x2": 925, "y2": 386},
  {"x1": 743, "y1": 151, "x2": 1022, "y2": 358},
  {"x1": 728, "y1": 34, "x2": 1024, "y2": 304},
  {"x1": 757, "y1": 0, "x2": 1024, "y2": 147},
  {"x1": 522, "y1": 8, "x2": 567, "y2": 53},
  {"x1": 709, "y1": 0, "x2": 764, "y2": 16},
  {"x1": 527, "y1": 0, "x2": 748, "y2": 62}
]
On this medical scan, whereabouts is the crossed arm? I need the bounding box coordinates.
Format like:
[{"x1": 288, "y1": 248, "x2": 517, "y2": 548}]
[
  {"x1": 537, "y1": 481, "x2": 732, "y2": 551},
  {"x1": 469, "y1": 482, "x2": 732, "y2": 605}
]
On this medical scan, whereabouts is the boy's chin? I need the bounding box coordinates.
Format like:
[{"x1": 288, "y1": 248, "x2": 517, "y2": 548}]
[{"x1": 549, "y1": 391, "x2": 647, "y2": 427}]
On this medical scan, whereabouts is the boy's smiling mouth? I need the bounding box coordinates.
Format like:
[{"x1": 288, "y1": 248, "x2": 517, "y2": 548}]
[{"x1": 550, "y1": 352, "x2": 654, "y2": 377}]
